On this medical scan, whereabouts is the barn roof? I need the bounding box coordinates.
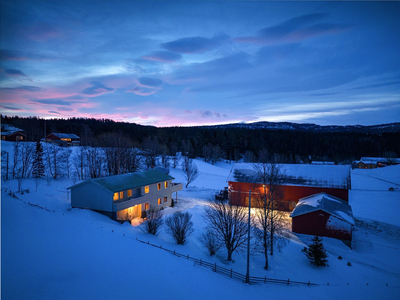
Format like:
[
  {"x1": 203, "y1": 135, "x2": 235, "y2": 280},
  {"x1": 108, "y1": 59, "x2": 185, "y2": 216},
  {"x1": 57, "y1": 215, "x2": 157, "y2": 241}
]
[
  {"x1": 228, "y1": 163, "x2": 350, "y2": 189},
  {"x1": 69, "y1": 170, "x2": 174, "y2": 193},
  {"x1": 290, "y1": 193, "x2": 355, "y2": 225},
  {"x1": 1, "y1": 124, "x2": 25, "y2": 136},
  {"x1": 49, "y1": 133, "x2": 80, "y2": 139}
]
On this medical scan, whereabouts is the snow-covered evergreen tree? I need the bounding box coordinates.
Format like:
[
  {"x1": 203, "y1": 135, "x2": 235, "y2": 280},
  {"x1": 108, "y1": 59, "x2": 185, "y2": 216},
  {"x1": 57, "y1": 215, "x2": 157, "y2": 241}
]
[
  {"x1": 32, "y1": 141, "x2": 45, "y2": 178},
  {"x1": 302, "y1": 236, "x2": 329, "y2": 266}
]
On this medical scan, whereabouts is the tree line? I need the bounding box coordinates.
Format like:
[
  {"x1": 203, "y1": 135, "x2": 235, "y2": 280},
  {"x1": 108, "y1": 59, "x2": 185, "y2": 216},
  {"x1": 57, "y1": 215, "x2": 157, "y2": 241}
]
[{"x1": 2, "y1": 115, "x2": 399, "y2": 163}]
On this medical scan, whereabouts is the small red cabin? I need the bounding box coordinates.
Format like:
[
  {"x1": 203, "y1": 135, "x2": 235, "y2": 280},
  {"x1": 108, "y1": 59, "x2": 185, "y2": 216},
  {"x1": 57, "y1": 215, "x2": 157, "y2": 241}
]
[
  {"x1": 46, "y1": 133, "x2": 80, "y2": 146},
  {"x1": 290, "y1": 193, "x2": 354, "y2": 242}
]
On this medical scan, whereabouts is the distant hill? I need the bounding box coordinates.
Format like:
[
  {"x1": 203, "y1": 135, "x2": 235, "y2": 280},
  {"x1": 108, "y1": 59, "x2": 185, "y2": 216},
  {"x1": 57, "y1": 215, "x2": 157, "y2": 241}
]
[{"x1": 200, "y1": 121, "x2": 400, "y2": 134}]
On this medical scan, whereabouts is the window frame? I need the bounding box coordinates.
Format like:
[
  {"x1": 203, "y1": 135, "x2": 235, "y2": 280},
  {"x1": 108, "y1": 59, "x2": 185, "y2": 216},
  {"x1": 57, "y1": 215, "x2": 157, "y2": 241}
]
[
  {"x1": 145, "y1": 203, "x2": 150, "y2": 210},
  {"x1": 158, "y1": 198, "x2": 162, "y2": 205},
  {"x1": 157, "y1": 183, "x2": 161, "y2": 190},
  {"x1": 164, "y1": 196, "x2": 168, "y2": 203},
  {"x1": 127, "y1": 189, "x2": 132, "y2": 197},
  {"x1": 145, "y1": 186, "x2": 149, "y2": 194},
  {"x1": 164, "y1": 181, "x2": 168, "y2": 189}
]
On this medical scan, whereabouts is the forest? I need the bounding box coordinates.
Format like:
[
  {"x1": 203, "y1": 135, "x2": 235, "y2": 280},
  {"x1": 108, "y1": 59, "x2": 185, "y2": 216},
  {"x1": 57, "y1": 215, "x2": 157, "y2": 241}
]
[{"x1": 2, "y1": 115, "x2": 399, "y2": 164}]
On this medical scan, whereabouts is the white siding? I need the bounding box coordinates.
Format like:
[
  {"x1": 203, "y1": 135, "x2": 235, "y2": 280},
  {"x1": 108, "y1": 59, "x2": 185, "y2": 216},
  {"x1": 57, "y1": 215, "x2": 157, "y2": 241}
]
[{"x1": 71, "y1": 182, "x2": 113, "y2": 212}]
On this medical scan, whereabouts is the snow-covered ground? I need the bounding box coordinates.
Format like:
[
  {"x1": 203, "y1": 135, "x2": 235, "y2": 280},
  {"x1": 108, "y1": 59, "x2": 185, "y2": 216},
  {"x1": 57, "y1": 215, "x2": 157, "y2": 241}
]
[{"x1": 2, "y1": 142, "x2": 400, "y2": 299}]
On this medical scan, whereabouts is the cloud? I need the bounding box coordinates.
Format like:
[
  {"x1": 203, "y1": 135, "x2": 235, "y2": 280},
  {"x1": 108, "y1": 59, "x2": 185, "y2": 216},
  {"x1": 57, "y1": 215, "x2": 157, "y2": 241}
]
[
  {"x1": 161, "y1": 35, "x2": 228, "y2": 54},
  {"x1": 127, "y1": 77, "x2": 163, "y2": 96},
  {"x1": 142, "y1": 51, "x2": 182, "y2": 63},
  {"x1": 235, "y1": 13, "x2": 351, "y2": 44},
  {"x1": 352, "y1": 80, "x2": 400, "y2": 90},
  {"x1": 127, "y1": 86, "x2": 158, "y2": 96},
  {"x1": 1, "y1": 86, "x2": 44, "y2": 92},
  {"x1": 0, "y1": 105, "x2": 24, "y2": 111},
  {"x1": 48, "y1": 111, "x2": 61, "y2": 115},
  {"x1": 4, "y1": 69, "x2": 28, "y2": 77},
  {"x1": 26, "y1": 23, "x2": 62, "y2": 42},
  {"x1": 31, "y1": 95, "x2": 86, "y2": 106},
  {"x1": 82, "y1": 81, "x2": 115, "y2": 96},
  {"x1": 198, "y1": 110, "x2": 227, "y2": 119},
  {"x1": 1, "y1": 50, "x2": 28, "y2": 61},
  {"x1": 57, "y1": 107, "x2": 74, "y2": 112},
  {"x1": 138, "y1": 77, "x2": 163, "y2": 88}
]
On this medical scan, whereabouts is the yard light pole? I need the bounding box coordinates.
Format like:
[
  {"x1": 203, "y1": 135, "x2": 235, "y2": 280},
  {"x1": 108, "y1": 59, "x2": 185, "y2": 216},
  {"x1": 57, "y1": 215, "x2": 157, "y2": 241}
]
[{"x1": 246, "y1": 190, "x2": 251, "y2": 284}]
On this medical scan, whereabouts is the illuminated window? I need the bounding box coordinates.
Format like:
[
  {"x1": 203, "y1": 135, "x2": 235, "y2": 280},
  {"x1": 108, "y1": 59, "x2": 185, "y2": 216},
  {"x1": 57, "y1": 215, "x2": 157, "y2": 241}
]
[
  {"x1": 119, "y1": 191, "x2": 123, "y2": 199},
  {"x1": 145, "y1": 186, "x2": 149, "y2": 193},
  {"x1": 165, "y1": 181, "x2": 168, "y2": 188},
  {"x1": 157, "y1": 183, "x2": 161, "y2": 190},
  {"x1": 158, "y1": 198, "x2": 162, "y2": 205},
  {"x1": 113, "y1": 193, "x2": 119, "y2": 201},
  {"x1": 127, "y1": 189, "x2": 132, "y2": 197},
  {"x1": 164, "y1": 196, "x2": 167, "y2": 203},
  {"x1": 145, "y1": 203, "x2": 149, "y2": 210}
]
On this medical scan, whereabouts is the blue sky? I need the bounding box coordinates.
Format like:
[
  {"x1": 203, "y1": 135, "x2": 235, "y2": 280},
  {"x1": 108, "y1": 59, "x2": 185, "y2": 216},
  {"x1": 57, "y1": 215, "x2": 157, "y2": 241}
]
[{"x1": 1, "y1": 0, "x2": 399, "y2": 126}]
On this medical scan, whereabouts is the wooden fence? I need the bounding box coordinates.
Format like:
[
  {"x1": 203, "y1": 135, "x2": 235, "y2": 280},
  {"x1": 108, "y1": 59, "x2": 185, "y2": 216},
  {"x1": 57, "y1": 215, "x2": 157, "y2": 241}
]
[{"x1": 136, "y1": 238, "x2": 318, "y2": 286}]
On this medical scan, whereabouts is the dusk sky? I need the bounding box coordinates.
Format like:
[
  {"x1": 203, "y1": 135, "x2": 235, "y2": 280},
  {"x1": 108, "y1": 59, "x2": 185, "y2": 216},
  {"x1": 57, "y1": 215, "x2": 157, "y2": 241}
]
[{"x1": 1, "y1": 1, "x2": 399, "y2": 127}]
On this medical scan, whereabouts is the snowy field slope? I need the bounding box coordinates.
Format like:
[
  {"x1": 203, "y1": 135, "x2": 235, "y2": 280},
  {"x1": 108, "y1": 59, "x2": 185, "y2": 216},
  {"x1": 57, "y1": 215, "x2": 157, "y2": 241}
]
[
  {"x1": 350, "y1": 165, "x2": 400, "y2": 226},
  {"x1": 2, "y1": 144, "x2": 400, "y2": 299}
]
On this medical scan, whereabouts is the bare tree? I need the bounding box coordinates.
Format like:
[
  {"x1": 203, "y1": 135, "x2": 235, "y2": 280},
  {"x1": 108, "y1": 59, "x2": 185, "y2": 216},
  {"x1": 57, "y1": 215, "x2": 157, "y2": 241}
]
[
  {"x1": 203, "y1": 198, "x2": 249, "y2": 261},
  {"x1": 12, "y1": 142, "x2": 19, "y2": 179},
  {"x1": 211, "y1": 145, "x2": 225, "y2": 165},
  {"x1": 182, "y1": 157, "x2": 199, "y2": 188},
  {"x1": 142, "y1": 136, "x2": 158, "y2": 169},
  {"x1": 169, "y1": 142, "x2": 179, "y2": 168},
  {"x1": 252, "y1": 162, "x2": 288, "y2": 258},
  {"x1": 45, "y1": 143, "x2": 62, "y2": 180},
  {"x1": 64, "y1": 148, "x2": 71, "y2": 178},
  {"x1": 199, "y1": 228, "x2": 222, "y2": 256},
  {"x1": 86, "y1": 147, "x2": 103, "y2": 178},
  {"x1": 74, "y1": 146, "x2": 87, "y2": 180},
  {"x1": 140, "y1": 208, "x2": 163, "y2": 235},
  {"x1": 165, "y1": 211, "x2": 194, "y2": 245},
  {"x1": 202, "y1": 144, "x2": 212, "y2": 162}
]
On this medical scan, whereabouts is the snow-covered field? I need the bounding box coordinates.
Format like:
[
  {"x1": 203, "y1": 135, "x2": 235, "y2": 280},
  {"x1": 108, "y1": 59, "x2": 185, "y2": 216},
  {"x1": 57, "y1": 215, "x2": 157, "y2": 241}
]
[{"x1": 2, "y1": 142, "x2": 400, "y2": 299}]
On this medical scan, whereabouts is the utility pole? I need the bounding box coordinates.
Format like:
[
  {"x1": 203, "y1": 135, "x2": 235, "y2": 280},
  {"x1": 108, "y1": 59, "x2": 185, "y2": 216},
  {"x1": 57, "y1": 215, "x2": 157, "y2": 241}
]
[{"x1": 245, "y1": 190, "x2": 251, "y2": 284}]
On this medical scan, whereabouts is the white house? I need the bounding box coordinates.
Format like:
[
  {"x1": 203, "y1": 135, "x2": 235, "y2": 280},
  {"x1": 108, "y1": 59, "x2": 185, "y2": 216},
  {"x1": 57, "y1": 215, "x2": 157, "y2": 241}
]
[{"x1": 68, "y1": 170, "x2": 183, "y2": 221}]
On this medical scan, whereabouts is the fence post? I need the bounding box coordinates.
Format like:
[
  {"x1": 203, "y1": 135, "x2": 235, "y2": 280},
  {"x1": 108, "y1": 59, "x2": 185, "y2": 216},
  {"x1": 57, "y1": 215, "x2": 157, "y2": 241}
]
[
  {"x1": 214, "y1": 263, "x2": 217, "y2": 272},
  {"x1": 265, "y1": 276, "x2": 266, "y2": 284},
  {"x1": 200, "y1": 258, "x2": 202, "y2": 266},
  {"x1": 308, "y1": 281, "x2": 310, "y2": 286},
  {"x1": 187, "y1": 254, "x2": 189, "y2": 259},
  {"x1": 287, "y1": 279, "x2": 290, "y2": 285},
  {"x1": 230, "y1": 269, "x2": 232, "y2": 278},
  {"x1": 173, "y1": 250, "x2": 175, "y2": 255}
]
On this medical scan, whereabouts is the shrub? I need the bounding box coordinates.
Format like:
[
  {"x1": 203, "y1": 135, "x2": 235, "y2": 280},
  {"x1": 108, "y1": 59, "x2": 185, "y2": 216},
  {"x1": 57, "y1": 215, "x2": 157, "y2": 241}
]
[
  {"x1": 140, "y1": 208, "x2": 163, "y2": 235},
  {"x1": 338, "y1": 256, "x2": 343, "y2": 260},
  {"x1": 170, "y1": 198, "x2": 175, "y2": 207},
  {"x1": 200, "y1": 229, "x2": 222, "y2": 256},
  {"x1": 165, "y1": 211, "x2": 194, "y2": 245},
  {"x1": 302, "y1": 236, "x2": 329, "y2": 266}
]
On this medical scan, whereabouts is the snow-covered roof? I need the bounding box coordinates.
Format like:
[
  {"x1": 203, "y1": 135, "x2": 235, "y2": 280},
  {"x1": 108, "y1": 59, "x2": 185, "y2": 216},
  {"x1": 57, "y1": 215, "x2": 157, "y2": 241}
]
[
  {"x1": 290, "y1": 193, "x2": 355, "y2": 225},
  {"x1": 69, "y1": 170, "x2": 174, "y2": 193},
  {"x1": 49, "y1": 133, "x2": 80, "y2": 139},
  {"x1": 360, "y1": 157, "x2": 400, "y2": 164},
  {"x1": 228, "y1": 163, "x2": 350, "y2": 188},
  {"x1": 1, "y1": 124, "x2": 24, "y2": 136}
]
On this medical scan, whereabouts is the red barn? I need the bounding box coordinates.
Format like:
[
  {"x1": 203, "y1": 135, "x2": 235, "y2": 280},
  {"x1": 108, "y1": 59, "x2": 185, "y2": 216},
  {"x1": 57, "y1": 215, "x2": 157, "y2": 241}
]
[
  {"x1": 1, "y1": 125, "x2": 27, "y2": 142},
  {"x1": 228, "y1": 163, "x2": 350, "y2": 211},
  {"x1": 290, "y1": 193, "x2": 354, "y2": 242},
  {"x1": 46, "y1": 133, "x2": 80, "y2": 146}
]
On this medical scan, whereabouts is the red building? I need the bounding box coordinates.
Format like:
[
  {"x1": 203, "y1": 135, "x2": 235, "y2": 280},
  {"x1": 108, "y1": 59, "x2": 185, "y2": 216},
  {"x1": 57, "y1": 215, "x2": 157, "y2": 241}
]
[
  {"x1": 46, "y1": 133, "x2": 80, "y2": 146},
  {"x1": 1, "y1": 125, "x2": 27, "y2": 142},
  {"x1": 228, "y1": 163, "x2": 350, "y2": 211},
  {"x1": 290, "y1": 193, "x2": 354, "y2": 242}
]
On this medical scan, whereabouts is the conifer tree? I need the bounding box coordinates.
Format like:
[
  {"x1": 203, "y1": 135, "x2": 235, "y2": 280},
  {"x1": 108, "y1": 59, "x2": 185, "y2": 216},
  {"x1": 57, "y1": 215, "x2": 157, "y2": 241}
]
[
  {"x1": 32, "y1": 141, "x2": 45, "y2": 178},
  {"x1": 302, "y1": 236, "x2": 329, "y2": 266}
]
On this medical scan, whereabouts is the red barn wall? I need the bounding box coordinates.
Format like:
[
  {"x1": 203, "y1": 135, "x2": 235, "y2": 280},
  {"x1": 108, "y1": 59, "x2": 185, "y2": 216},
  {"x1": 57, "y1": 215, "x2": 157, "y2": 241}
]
[
  {"x1": 228, "y1": 181, "x2": 348, "y2": 211},
  {"x1": 292, "y1": 210, "x2": 352, "y2": 241},
  {"x1": 46, "y1": 134, "x2": 60, "y2": 141}
]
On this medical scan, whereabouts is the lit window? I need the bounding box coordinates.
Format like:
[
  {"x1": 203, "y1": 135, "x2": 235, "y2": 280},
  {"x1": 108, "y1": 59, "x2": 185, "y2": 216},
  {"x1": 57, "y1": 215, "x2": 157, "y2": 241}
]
[
  {"x1": 127, "y1": 189, "x2": 132, "y2": 197},
  {"x1": 145, "y1": 203, "x2": 149, "y2": 210},
  {"x1": 157, "y1": 183, "x2": 161, "y2": 190},
  {"x1": 164, "y1": 196, "x2": 167, "y2": 203},
  {"x1": 158, "y1": 198, "x2": 162, "y2": 205},
  {"x1": 113, "y1": 193, "x2": 119, "y2": 201},
  {"x1": 165, "y1": 181, "x2": 168, "y2": 188},
  {"x1": 119, "y1": 191, "x2": 123, "y2": 199},
  {"x1": 145, "y1": 186, "x2": 149, "y2": 193}
]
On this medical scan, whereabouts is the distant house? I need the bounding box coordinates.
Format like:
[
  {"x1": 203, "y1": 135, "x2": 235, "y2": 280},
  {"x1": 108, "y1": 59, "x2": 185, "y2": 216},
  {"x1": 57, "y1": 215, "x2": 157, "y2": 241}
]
[
  {"x1": 1, "y1": 124, "x2": 27, "y2": 142},
  {"x1": 46, "y1": 133, "x2": 80, "y2": 146},
  {"x1": 228, "y1": 163, "x2": 350, "y2": 211},
  {"x1": 290, "y1": 193, "x2": 355, "y2": 243},
  {"x1": 68, "y1": 170, "x2": 183, "y2": 222},
  {"x1": 354, "y1": 157, "x2": 400, "y2": 169}
]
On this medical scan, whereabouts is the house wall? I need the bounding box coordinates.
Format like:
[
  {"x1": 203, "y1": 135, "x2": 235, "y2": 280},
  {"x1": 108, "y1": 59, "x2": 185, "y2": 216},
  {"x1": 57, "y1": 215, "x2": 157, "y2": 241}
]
[
  {"x1": 229, "y1": 181, "x2": 349, "y2": 211},
  {"x1": 140, "y1": 179, "x2": 174, "y2": 210},
  {"x1": 4, "y1": 132, "x2": 26, "y2": 142},
  {"x1": 71, "y1": 182, "x2": 113, "y2": 212},
  {"x1": 292, "y1": 210, "x2": 352, "y2": 241}
]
